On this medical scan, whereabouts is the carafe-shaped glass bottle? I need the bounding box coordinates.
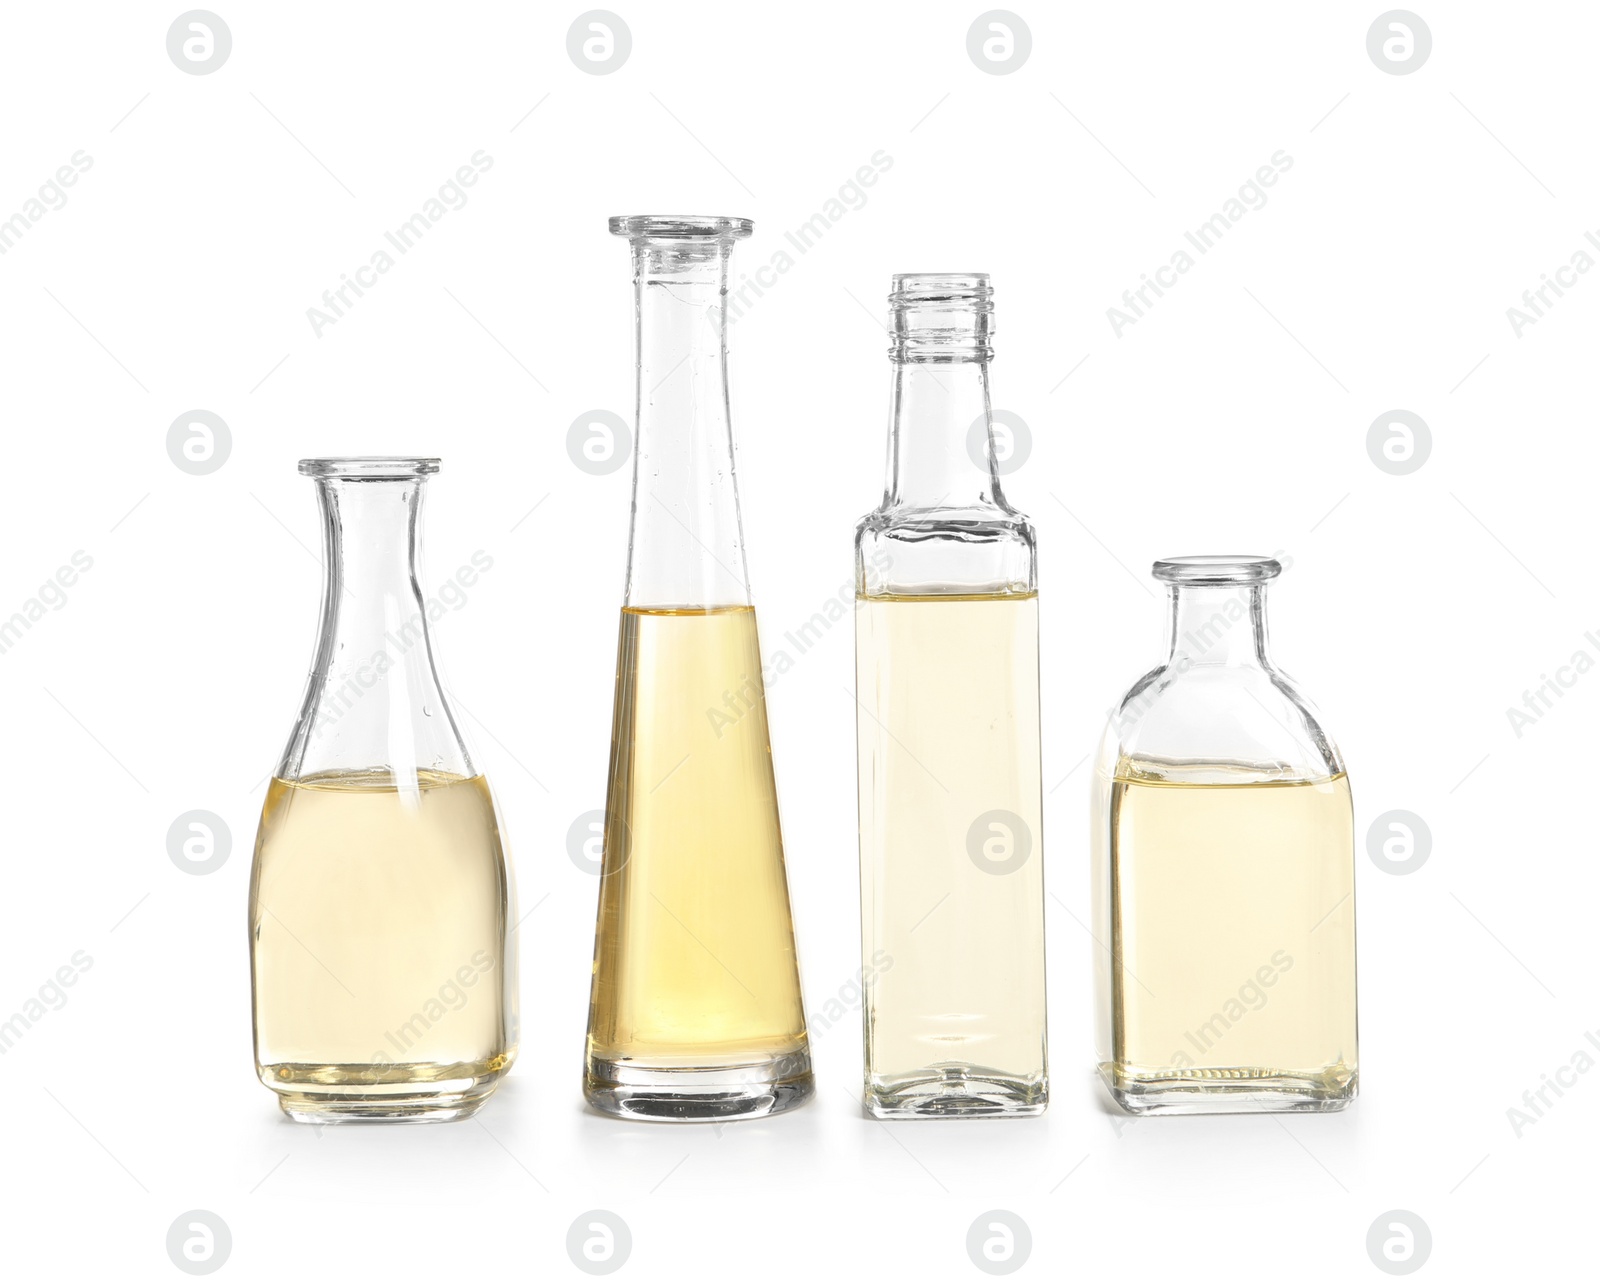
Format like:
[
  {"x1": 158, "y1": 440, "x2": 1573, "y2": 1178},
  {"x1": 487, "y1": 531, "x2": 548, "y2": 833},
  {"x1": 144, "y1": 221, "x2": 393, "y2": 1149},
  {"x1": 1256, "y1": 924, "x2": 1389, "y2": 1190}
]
[
  {"x1": 248, "y1": 458, "x2": 517, "y2": 1123},
  {"x1": 855, "y1": 273, "x2": 1048, "y2": 1118},
  {"x1": 1092, "y1": 555, "x2": 1358, "y2": 1114},
  {"x1": 583, "y1": 216, "x2": 812, "y2": 1121}
]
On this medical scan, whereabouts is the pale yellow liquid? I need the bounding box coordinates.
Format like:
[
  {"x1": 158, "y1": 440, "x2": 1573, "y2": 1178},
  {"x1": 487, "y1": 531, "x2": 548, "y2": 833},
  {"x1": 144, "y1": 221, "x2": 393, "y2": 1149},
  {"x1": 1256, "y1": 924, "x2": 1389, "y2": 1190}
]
[
  {"x1": 1104, "y1": 766, "x2": 1357, "y2": 1106},
  {"x1": 585, "y1": 606, "x2": 808, "y2": 1075},
  {"x1": 856, "y1": 593, "x2": 1047, "y2": 1114},
  {"x1": 249, "y1": 769, "x2": 514, "y2": 1116}
]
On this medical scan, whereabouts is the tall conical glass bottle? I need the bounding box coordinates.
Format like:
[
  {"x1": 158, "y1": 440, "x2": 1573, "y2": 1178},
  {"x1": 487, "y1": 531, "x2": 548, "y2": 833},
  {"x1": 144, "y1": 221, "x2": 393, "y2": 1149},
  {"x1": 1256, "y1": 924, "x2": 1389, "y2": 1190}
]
[
  {"x1": 854, "y1": 274, "x2": 1048, "y2": 1117},
  {"x1": 583, "y1": 216, "x2": 813, "y2": 1121},
  {"x1": 248, "y1": 457, "x2": 517, "y2": 1123}
]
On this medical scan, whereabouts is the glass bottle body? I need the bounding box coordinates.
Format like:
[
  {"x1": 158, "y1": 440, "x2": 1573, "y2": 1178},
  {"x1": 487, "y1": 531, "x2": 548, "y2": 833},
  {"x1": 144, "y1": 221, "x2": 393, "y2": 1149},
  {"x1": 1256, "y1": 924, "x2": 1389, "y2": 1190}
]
[
  {"x1": 248, "y1": 459, "x2": 517, "y2": 1123},
  {"x1": 583, "y1": 217, "x2": 812, "y2": 1121},
  {"x1": 855, "y1": 274, "x2": 1048, "y2": 1118},
  {"x1": 1092, "y1": 556, "x2": 1358, "y2": 1114}
]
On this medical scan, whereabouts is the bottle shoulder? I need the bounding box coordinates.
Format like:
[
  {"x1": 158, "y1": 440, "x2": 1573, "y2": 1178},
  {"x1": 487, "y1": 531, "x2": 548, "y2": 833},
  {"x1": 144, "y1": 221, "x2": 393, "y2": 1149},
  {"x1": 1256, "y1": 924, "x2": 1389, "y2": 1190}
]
[
  {"x1": 856, "y1": 500, "x2": 1034, "y2": 541},
  {"x1": 1098, "y1": 660, "x2": 1345, "y2": 784},
  {"x1": 856, "y1": 504, "x2": 1036, "y2": 595}
]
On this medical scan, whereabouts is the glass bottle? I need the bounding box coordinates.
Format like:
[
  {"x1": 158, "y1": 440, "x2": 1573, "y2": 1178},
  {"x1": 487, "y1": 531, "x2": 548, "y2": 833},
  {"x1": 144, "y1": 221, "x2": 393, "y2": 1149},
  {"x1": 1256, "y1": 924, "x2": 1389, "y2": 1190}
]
[
  {"x1": 1092, "y1": 555, "x2": 1358, "y2": 1114},
  {"x1": 583, "y1": 216, "x2": 812, "y2": 1121},
  {"x1": 854, "y1": 273, "x2": 1048, "y2": 1118},
  {"x1": 248, "y1": 457, "x2": 517, "y2": 1123}
]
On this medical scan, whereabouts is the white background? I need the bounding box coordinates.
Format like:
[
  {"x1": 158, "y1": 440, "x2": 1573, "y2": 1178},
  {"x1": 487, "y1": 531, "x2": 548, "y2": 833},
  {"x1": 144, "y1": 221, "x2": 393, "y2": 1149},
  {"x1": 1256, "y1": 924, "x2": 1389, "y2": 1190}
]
[{"x1": 0, "y1": 0, "x2": 1592, "y2": 1279}]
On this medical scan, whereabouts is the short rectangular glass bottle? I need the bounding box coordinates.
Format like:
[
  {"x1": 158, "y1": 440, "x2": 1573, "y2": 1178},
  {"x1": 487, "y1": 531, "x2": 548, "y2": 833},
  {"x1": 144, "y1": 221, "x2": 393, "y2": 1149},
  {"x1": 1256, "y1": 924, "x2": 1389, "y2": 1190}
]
[{"x1": 1092, "y1": 555, "x2": 1358, "y2": 1114}]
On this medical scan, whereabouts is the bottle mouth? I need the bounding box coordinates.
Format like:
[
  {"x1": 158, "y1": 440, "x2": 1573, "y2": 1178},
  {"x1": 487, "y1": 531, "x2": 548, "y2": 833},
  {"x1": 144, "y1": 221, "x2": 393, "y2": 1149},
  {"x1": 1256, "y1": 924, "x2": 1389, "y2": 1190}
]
[
  {"x1": 890, "y1": 273, "x2": 993, "y2": 306},
  {"x1": 889, "y1": 272, "x2": 993, "y2": 363},
  {"x1": 299, "y1": 457, "x2": 440, "y2": 480},
  {"x1": 1152, "y1": 555, "x2": 1281, "y2": 585},
  {"x1": 609, "y1": 215, "x2": 753, "y2": 240}
]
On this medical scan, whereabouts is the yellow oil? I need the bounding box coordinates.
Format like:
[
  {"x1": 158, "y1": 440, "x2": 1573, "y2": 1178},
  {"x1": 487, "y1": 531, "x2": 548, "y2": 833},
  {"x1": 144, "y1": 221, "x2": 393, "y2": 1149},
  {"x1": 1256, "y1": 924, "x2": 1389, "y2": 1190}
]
[
  {"x1": 249, "y1": 769, "x2": 515, "y2": 1120},
  {"x1": 855, "y1": 592, "x2": 1047, "y2": 1115},
  {"x1": 1101, "y1": 764, "x2": 1358, "y2": 1110},
  {"x1": 585, "y1": 606, "x2": 809, "y2": 1084}
]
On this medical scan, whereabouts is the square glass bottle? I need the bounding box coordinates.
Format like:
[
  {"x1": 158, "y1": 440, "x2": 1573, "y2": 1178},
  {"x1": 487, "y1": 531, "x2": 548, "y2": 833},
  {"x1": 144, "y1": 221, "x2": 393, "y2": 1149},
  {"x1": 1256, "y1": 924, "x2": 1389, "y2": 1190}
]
[{"x1": 855, "y1": 274, "x2": 1048, "y2": 1118}]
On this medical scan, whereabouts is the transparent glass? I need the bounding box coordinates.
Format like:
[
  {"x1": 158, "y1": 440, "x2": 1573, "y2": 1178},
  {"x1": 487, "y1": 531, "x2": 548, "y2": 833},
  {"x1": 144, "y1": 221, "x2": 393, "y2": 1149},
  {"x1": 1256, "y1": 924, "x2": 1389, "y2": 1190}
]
[
  {"x1": 1092, "y1": 555, "x2": 1358, "y2": 1114},
  {"x1": 248, "y1": 457, "x2": 517, "y2": 1123},
  {"x1": 854, "y1": 274, "x2": 1048, "y2": 1118},
  {"x1": 583, "y1": 216, "x2": 813, "y2": 1121}
]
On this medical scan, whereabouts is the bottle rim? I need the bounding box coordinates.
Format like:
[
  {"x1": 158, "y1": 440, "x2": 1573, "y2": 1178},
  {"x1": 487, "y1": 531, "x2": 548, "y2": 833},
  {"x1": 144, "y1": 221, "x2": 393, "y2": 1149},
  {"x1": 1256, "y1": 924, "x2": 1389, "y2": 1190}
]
[
  {"x1": 298, "y1": 457, "x2": 440, "y2": 479},
  {"x1": 890, "y1": 272, "x2": 992, "y2": 306},
  {"x1": 1152, "y1": 555, "x2": 1281, "y2": 585},
  {"x1": 608, "y1": 215, "x2": 753, "y2": 240}
]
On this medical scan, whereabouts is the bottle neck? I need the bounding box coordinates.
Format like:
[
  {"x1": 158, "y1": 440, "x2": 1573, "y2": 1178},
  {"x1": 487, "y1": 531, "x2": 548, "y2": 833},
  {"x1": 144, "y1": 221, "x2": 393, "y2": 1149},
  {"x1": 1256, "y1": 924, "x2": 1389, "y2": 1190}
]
[
  {"x1": 624, "y1": 236, "x2": 750, "y2": 608},
  {"x1": 881, "y1": 275, "x2": 1005, "y2": 513},
  {"x1": 884, "y1": 359, "x2": 1004, "y2": 509},
  {"x1": 279, "y1": 475, "x2": 470, "y2": 783},
  {"x1": 1165, "y1": 583, "x2": 1272, "y2": 669},
  {"x1": 320, "y1": 477, "x2": 430, "y2": 646}
]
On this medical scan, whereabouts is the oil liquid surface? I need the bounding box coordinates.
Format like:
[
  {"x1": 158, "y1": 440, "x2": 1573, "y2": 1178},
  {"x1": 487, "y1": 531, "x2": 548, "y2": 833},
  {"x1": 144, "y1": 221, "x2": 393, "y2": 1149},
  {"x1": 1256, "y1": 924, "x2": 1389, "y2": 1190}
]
[
  {"x1": 586, "y1": 606, "x2": 808, "y2": 1070},
  {"x1": 855, "y1": 593, "x2": 1047, "y2": 1112},
  {"x1": 1105, "y1": 766, "x2": 1357, "y2": 1097},
  {"x1": 249, "y1": 769, "x2": 514, "y2": 1094}
]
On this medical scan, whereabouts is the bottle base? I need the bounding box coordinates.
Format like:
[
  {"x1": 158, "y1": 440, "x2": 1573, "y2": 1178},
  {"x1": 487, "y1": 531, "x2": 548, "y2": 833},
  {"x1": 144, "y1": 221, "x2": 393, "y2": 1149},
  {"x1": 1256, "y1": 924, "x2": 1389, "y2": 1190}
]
[
  {"x1": 865, "y1": 1065, "x2": 1047, "y2": 1119},
  {"x1": 1099, "y1": 1062, "x2": 1357, "y2": 1116},
  {"x1": 260, "y1": 1059, "x2": 510, "y2": 1124},
  {"x1": 584, "y1": 1050, "x2": 814, "y2": 1122}
]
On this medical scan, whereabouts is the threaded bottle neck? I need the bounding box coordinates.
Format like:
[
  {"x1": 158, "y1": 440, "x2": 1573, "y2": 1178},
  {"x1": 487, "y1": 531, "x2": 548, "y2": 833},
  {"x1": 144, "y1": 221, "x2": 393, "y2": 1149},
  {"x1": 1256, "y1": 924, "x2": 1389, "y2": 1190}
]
[{"x1": 890, "y1": 273, "x2": 993, "y2": 363}]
